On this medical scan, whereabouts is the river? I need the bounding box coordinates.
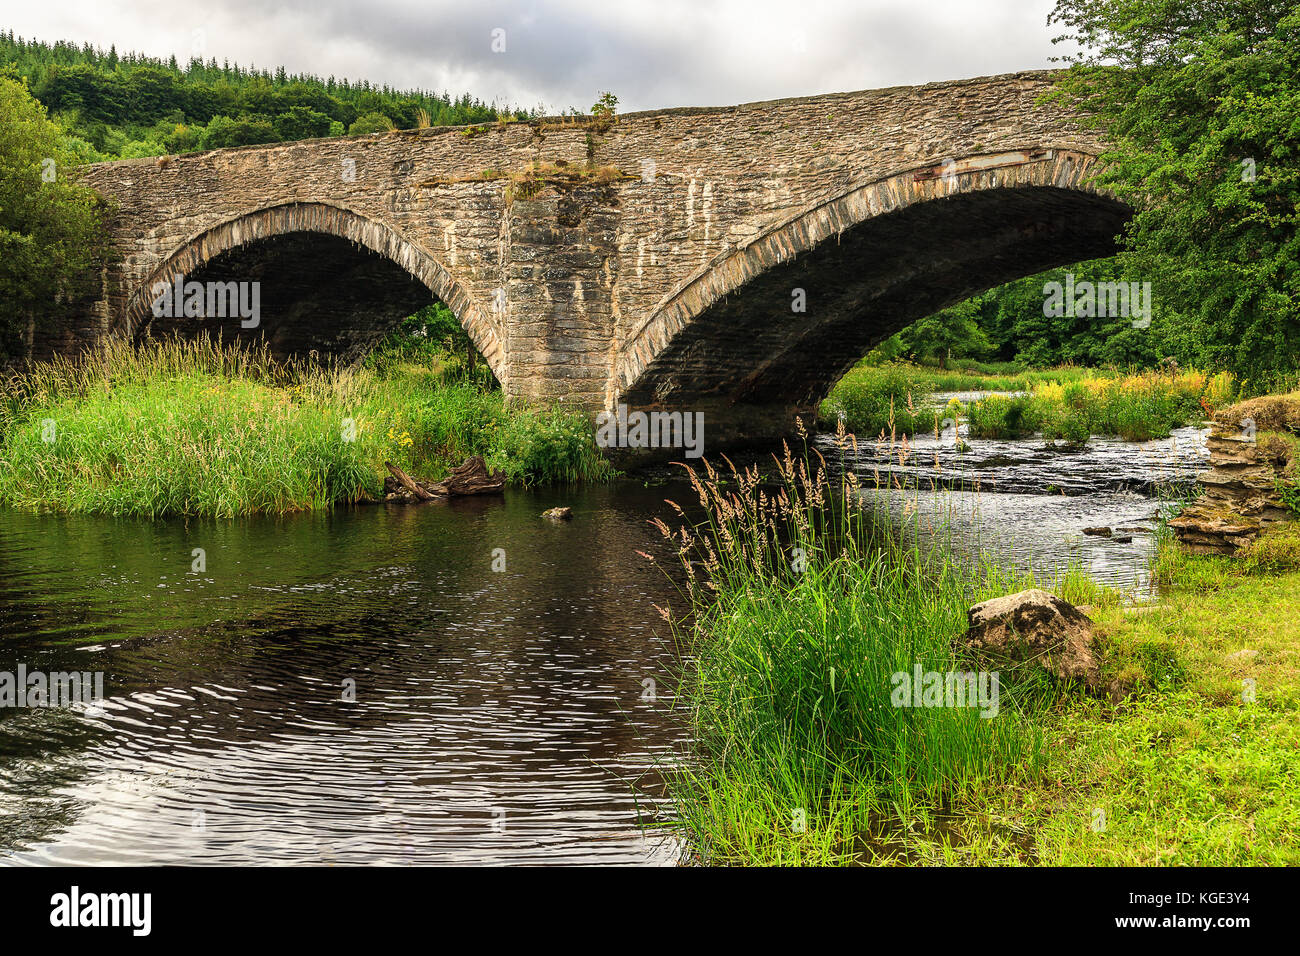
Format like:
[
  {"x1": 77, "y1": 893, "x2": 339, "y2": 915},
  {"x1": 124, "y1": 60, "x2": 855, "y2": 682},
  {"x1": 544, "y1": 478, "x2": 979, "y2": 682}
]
[{"x1": 0, "y1": 425, "x2": 1207, "y2": 865}]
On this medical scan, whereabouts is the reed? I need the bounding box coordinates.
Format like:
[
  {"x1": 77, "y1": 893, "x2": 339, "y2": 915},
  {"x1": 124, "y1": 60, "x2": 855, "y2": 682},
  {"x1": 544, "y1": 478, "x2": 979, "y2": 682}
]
[{"x1": 655, "y1": 426, "x2": 1047, "y2": 865}]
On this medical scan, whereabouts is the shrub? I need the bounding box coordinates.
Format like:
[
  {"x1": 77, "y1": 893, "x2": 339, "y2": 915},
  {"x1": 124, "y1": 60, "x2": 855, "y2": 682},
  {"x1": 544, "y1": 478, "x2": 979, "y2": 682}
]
[
  {"x1": 487, "y1": 405, "x2": 614, "y2": 485},
  {"x1": 819, "y1": 362, "x2": 940, "y2": 436},
  {"x1": 966, "y1": 394, "x2": 1036, "y2": 439}
]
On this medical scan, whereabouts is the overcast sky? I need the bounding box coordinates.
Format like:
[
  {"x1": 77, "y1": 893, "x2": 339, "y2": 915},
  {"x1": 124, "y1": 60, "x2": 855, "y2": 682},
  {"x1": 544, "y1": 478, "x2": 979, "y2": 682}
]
[{"x1": 3, "y1": 0, "x2": 1071, "y2": 113}]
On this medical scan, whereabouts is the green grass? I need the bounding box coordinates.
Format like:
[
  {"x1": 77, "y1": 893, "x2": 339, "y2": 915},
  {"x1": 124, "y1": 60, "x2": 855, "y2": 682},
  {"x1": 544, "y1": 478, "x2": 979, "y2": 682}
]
[
  {"x1": 658, "y1": 439, "x2": 1299, "y2": 865},
  {"x1": 961, "y1": 532, "x2": 1300, "y2": 866},
  {"x1": 657, "y1": 449, "x2": 1072, "y2": 865},
  {"x1": 0, "y1": 336, "x2": 613, "y2": 517}
]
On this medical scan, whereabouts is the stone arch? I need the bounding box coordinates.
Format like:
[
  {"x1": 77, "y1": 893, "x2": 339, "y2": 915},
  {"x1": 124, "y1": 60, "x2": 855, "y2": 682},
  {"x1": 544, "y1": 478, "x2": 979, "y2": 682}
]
[
  {"x1": 123, "y1": 201, "x2": 505, "y2": 381},
  {"x1": 614, "y1": 148, "x2": 1129, "y2": 413}
]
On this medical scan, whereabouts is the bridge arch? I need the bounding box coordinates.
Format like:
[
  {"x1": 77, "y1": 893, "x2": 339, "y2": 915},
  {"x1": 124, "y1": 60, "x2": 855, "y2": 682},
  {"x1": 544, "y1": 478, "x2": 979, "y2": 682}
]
[
  {"x1": 613, "y1": 148, "x2": 1130, "y2": 436},
  {"x1": 124, "y1": 201, "x2": 506, "y2": 381}
]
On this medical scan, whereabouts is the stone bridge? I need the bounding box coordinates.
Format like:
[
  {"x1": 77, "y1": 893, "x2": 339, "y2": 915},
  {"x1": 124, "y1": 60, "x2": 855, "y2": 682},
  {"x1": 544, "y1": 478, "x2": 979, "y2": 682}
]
[{"x1": 65, "y1": 69, "x2": 1127, "y2": 450}]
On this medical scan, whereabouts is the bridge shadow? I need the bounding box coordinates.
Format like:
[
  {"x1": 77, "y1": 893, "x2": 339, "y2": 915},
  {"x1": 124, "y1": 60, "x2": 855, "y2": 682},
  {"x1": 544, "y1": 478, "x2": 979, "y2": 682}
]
[
  {"x1": 142, "y1": 232, "x2": 434, "y2": 365},
  {"x1": 617, "y1": 152, "x2": 1131, "y2": 450}
]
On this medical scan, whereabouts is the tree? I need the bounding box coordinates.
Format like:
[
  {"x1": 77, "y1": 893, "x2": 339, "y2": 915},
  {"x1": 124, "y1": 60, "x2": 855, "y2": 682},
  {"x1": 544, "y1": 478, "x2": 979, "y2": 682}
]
[
  {"x1": 347, "y1": 111, "x2": 394, "y2": 135},
  {"x1": 1049, "y1": 0, "x2": 1300, "y2": 385},
  {"x1": 273, "y1": 106, "x2": 333, "y2": 141},
  {"x1": 198, "y1": 114, "x2": 280, "y2": 149},
  {"x1": 0, "y1": 74, "x2": 108, "y2": 360},
  {"x1": 897, "y1": 297, "x2": 992, "y2": 368}
]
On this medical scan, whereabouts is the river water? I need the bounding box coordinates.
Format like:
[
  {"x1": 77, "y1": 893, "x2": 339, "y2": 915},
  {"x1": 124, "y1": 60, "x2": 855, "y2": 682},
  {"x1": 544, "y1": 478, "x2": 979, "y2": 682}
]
[{"x1": 0, "y1": 426, "x2": 1207, "y2": 865}]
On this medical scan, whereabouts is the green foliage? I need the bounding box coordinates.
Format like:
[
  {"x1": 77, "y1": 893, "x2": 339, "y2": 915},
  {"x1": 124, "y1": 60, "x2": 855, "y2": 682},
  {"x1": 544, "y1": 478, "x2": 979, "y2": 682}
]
[
  {"x1": 965, "y1": 368, "x2": 1233, "y2": 442},
  {"x1": 0, "y1": 73, "x2": 109, "y2": 361},
  {"x1": 0, "y1": 31, "x2": 531, "y2": 160},
  {"x1": 966, "y1": 394, "x2": 1037, "y2": 439},
  {"x1": 487, "y1": 406, "x2": 615, "y2": 486},
  {"x1": 273, "y1": 105, "x2": 333, "y2": 141},
  {"x1": 0, "y1": 333, "x2": 612, "y2": 516},
  {"x1": 590, "y1": 91, "x2": 618, "y2": 119},
  {"x1": 366, "y1": 303, "x2": 497, "y2": 390},
  {"x1": 1048, "y1": 0, "x2": 1300, "y2": 382},
  {"x1": 198, "y1": 114, "x2": 279, "y2": 149},
  {"x1": 892, "y1": 296, "x2": 992, "y2": 368},
  {"x1": 873, "y1": 259, "x2": 1167, "y2": 372},
  {"x1": 347, "y1": 111, "x2": 395, "y2": 136},
  {"x1": 663, "y1": 455, "x2": 1045, "y2": 864},
  {"x1": 819, "y1": 362, "x2": 942, "y2": 436}
]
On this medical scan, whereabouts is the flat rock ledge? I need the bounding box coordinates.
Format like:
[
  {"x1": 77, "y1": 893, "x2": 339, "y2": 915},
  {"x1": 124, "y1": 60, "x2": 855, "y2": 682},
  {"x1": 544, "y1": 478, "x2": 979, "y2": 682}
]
[
  {"x1": 960, "y1": 588, "x2": 1100, "y2": 690},
  {"x1": 1170, "y1": 397, "x2": 1300, "y2": 554}
]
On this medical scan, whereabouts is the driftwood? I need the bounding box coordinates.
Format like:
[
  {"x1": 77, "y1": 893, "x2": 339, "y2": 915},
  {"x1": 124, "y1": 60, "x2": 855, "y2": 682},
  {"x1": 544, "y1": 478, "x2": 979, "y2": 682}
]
[
  {"x1": 439, "y1": 456, "x2": 507, "y2": 495},
  {"x1": 385, "y1": 462, "x2": 437, "y2": 500},
  {"x1": 383, "y1": 456, "x2": 506, "y2": 503}
]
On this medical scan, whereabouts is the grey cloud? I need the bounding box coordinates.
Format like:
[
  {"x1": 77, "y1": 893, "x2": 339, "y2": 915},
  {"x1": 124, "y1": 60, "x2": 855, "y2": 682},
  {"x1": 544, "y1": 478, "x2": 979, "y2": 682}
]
[{"x1": 8, "y1": 0, "x2": 1064, "y2": 113}]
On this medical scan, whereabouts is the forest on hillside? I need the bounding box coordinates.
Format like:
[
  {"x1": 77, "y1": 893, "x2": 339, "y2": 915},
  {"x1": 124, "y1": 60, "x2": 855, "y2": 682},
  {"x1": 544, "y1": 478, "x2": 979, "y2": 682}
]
[{"x1": 0, "y1": 32, "x2": 532, "y2": 162}]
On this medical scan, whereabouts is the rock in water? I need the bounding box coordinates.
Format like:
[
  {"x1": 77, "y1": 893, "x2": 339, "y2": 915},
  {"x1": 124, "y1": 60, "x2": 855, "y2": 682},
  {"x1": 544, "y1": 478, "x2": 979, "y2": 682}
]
[
  {"x1": 541, "y1": 507, "x2": 573, "y2": 521},
  {"x1": 961, "y1": 588, "x2": 1099, "y2": 689}
]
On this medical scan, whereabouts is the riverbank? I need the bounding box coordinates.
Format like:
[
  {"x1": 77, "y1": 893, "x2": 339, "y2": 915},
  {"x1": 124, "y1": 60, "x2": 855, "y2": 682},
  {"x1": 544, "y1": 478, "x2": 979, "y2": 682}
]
[
  {"x1": 820, "y1": 360, "x2": 1236, "y2": 443},
  {"x1": 664, "y1": 443, "x2": 1299, "y2": 866},
  {"x1": 0, "y1": 337, "x2": 612, "y2": 517},
  {"x1": 964, "y1": 529, "x2": 1300, "y2": 865}
]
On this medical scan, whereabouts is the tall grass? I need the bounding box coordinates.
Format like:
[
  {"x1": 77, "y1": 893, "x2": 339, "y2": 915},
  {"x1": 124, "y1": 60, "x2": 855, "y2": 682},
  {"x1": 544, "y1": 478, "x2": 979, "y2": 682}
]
[
  {"x1": 0, "y1": 336, "x2": 612, "y2": 517},
  {"x1": 963, "y1": 368, "x2": 1236, "y2": 442},
  {"x1": 656, "y1": 435, "x2": 1046, "y2": 865},
  {"x1": 819, "y1": 362, "x2": 942, "y2": 436}
]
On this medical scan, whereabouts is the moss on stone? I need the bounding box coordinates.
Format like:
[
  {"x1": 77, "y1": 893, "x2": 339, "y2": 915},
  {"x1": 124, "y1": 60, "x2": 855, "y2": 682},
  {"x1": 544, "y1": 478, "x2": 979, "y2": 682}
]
[{"x1": 1214, "y1": 392, "x2": 1300, "y2": 433}]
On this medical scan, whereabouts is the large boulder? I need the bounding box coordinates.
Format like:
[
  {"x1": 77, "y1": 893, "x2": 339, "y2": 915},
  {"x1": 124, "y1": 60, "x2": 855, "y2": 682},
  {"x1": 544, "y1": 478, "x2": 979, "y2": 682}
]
[{"x1": 961, "y1": 589, "x2": 1100, "y2": 689}]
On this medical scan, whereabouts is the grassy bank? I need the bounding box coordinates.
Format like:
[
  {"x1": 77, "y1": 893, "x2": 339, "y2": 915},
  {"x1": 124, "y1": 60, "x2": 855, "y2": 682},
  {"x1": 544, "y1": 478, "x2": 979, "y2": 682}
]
[
  {"x1": 662, "y1": 442, "x2": 1299, "y2": 865},
  {"x1": 0, "y1": 337, "x2": 612, "y2": 517},
  {"x1": 820, "y1": 360, "x2": 1235, "y2": 442},
  {"x1": 967, "y1": 528, "x2": 1300, "y2": 866},
  {"x1": 659, "y1": 445, "x2": 1107, "y2": 865},
  {"x1": 968, "y1": 368, "x2": 1235, "y2": 443}
]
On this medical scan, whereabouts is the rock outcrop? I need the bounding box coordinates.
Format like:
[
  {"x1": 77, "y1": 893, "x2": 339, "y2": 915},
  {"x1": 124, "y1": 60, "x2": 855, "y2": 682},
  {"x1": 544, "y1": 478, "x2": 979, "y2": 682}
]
[{"x1": 1169, "y1": 396, "x2": 1300, "y2": 554}]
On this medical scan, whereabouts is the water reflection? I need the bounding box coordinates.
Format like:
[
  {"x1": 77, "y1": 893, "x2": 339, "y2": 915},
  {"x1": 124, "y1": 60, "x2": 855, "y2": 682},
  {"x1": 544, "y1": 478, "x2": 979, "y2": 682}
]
[{"x1": 0, "y1": 489, "x2": 687, "y2": 865}]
